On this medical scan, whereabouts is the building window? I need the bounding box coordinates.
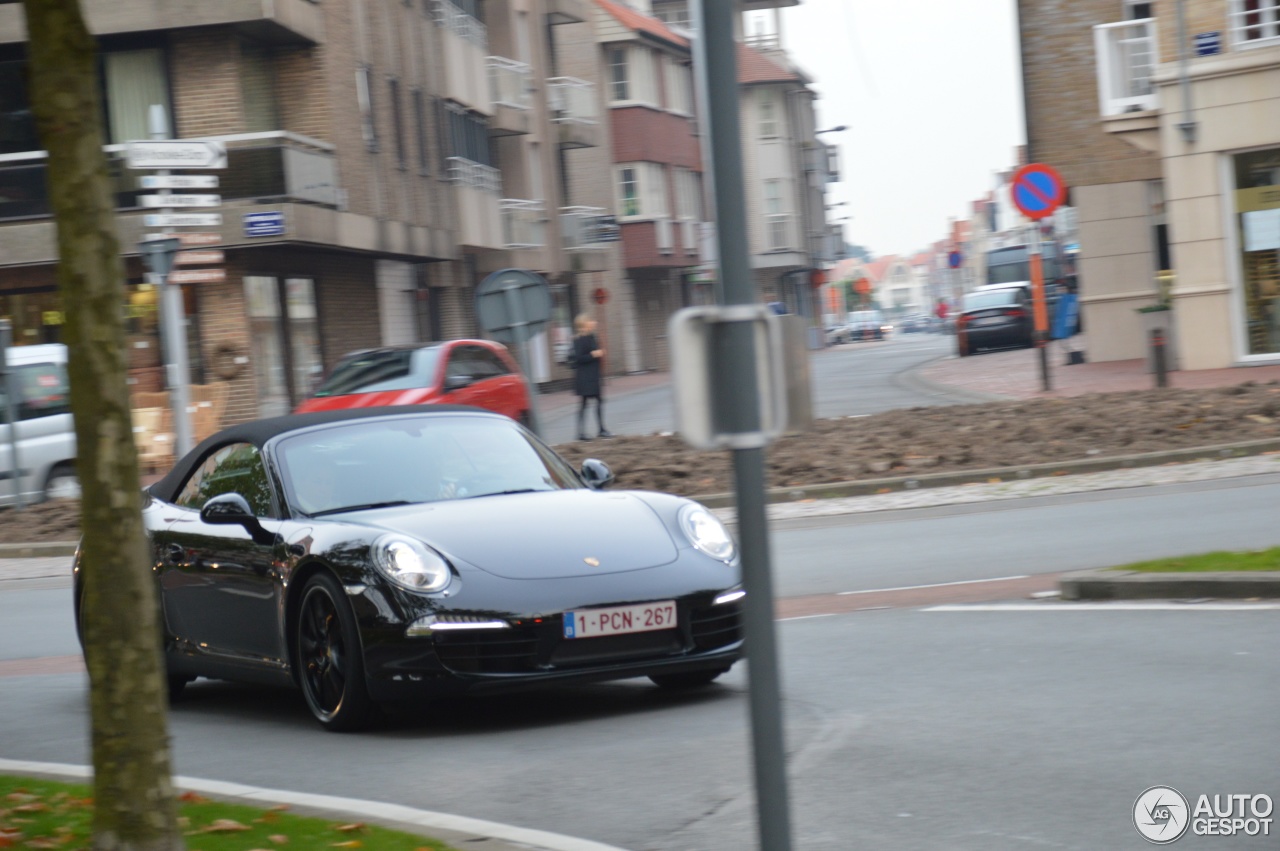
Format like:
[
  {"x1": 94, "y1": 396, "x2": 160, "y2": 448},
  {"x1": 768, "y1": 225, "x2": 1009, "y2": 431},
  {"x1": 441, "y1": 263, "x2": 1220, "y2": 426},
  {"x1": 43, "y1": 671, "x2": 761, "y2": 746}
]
[
  {"x1": 764, "y1": 179, "x2": 788, "y2": 249},
  {"x1": 608, "y1": 46, "x2": 629, "y2": 102},
  {"x1": 103, "y1": 49, "x2": 171, "y2": 144},
  {"x1": 674, "y1": 167, "x2": 701, "y2": 220},
  {"x1": 667, "y1": 57, "x2": 693, "y2": 115},
  {"x1": 357, "y1": 64, "x2": 379, "y2": 153},
  {"x1": 654, "y1": 1, "x2": 692, "y2": 29},
  {"x1": 389, "y1": 78, "x2": 406, "y2": 169},
  {"x1": 1124, "y1": 0, "x2": 1152, "y2": 19},
  {"x1": 758, "y1": 89, "x2": 778, "y2": 138},
  {"x1": 413, "y1": 88, "x2": 429, "y2": 175},
  {"x1": 617, "y1": 166, "x2": 640, "y2": 217},
  {"x1": 1233, "y1": 147, "x2": 1280, "y2": 356},
  {"x1": 1230, "y1": 0, "x2": 1280, "y2": 47},
  {"x1": 441, "y1": 100, "x2": 493, "y2": 167},
  {"x1": 0, "y1": 61, "x2": 38, "y2": 155},
  {"x1": 244, "y1": 276, "x2": 323, "y2": 417}
]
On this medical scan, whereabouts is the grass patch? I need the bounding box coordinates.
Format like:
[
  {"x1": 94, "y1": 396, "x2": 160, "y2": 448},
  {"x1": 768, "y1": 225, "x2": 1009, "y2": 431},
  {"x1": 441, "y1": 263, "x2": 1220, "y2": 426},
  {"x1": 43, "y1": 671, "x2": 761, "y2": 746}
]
[
  {"x1": 1112, "y1": 546, "x2": 1280, "y2": 573},
  {"x1": 0, "y1": 775, "x2": 457, "y2": 851}
]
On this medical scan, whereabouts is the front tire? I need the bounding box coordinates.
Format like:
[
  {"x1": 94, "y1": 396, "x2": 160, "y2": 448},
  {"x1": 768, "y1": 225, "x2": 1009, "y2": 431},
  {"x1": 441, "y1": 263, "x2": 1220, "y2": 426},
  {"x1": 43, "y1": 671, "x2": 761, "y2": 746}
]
[
  {"x1": 44, "y1": 464, "x2": 80, "y2": 501},
  {"x1": 650, "y1": 668, "x2": 729, "y2": 690},
  {"x1": 294, "y1": 573, "x2": 376, "y2": 731}
]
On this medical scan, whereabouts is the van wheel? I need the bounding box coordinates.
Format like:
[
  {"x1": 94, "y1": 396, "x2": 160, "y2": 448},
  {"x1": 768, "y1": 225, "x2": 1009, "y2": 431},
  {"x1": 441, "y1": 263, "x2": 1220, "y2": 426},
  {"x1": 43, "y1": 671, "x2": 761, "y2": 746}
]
[{"x1": 44, "y1": 464, "x2": 81, "y2": 501}]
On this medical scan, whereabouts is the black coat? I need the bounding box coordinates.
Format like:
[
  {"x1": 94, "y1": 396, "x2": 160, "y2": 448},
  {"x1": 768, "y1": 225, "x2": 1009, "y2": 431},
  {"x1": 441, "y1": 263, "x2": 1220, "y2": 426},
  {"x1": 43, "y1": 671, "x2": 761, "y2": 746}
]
[{"x1": 571, "y1": 333, "x2": 603, "y2": 397}]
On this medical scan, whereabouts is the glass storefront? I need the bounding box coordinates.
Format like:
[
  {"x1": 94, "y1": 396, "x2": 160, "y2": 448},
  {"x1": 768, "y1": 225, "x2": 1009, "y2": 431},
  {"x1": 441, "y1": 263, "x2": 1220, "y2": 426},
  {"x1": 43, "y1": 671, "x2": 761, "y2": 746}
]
[
  {"x1": 1234, "y1": 147, "x2": 1280, "y2": 357},
  {"x1": 244, "y1": 275, "x2": 322, "y2": 417}
]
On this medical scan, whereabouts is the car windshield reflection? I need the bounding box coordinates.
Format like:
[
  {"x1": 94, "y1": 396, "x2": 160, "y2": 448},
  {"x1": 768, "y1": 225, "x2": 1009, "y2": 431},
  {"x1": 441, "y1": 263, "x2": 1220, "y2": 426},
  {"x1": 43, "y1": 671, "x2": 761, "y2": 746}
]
[{"x1": 278, "y1": 415, "x2": 582, "y2": 516}]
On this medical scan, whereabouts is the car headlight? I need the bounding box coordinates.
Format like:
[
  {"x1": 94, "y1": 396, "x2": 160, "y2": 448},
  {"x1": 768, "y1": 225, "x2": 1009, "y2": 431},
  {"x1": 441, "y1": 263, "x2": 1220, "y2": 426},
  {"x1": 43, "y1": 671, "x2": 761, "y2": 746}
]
[
  {"x1": 372, "y1": 535, "x2": 452, "y2": 592},
  {"x1": 679, "y1": 504, "x2": 736, "y2": 562}
]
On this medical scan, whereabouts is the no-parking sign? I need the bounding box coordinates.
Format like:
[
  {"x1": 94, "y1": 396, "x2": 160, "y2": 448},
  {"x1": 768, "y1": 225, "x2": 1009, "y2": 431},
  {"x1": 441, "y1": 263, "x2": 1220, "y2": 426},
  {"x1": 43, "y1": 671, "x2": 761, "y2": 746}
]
[{"x1": 1011, "y1": 163, "x2": 1067, "y2": 221}]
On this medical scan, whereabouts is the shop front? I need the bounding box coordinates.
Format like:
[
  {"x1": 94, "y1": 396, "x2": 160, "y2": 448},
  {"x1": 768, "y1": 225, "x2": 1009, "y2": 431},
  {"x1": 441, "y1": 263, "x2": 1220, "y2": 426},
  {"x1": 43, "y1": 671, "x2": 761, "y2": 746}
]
[{"x1": 1232, "y1": 147, "x2": 1280, "y2": 360}]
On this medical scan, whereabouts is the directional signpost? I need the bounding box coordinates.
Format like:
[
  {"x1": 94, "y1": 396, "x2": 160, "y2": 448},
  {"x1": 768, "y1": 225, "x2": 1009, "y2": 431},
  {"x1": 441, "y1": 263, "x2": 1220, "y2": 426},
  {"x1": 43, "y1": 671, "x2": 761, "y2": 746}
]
[
  {"x1": 125, "y1": 140, "x2": 227, "y2": 170},
  {"x1": 1011, "y1": 162, "x2": 1067, "y2": 392}
]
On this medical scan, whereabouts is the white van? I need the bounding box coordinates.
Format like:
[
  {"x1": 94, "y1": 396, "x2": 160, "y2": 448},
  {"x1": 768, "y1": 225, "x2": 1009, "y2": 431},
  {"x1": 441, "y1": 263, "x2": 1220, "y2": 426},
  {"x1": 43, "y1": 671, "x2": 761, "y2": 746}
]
[{"x1": 0, "y1": 343, "x2": 79, "y2": 505}]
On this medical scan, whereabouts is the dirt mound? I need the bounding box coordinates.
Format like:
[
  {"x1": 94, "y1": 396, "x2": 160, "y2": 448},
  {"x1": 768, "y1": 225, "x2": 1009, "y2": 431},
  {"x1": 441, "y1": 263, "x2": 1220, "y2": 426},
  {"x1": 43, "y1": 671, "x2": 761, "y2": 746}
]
[{"x1": 3, "y1": 381, "x2": 1278, "y2": 543}]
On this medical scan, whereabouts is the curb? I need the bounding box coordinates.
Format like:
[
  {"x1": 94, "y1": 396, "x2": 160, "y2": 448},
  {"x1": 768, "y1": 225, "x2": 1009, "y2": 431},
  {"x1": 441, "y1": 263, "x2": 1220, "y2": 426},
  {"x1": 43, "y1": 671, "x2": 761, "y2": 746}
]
[
  {"x1": 893, "y1": 353, "x2": 1013, "y2": 404},
  {"x1": 1060, "y1": 570, "x2": 1280, "y2": 600},
  {"x1": 0, "y1": 541, "x2": 77, "y2": 558},
  {"x1": 692, "y1": 436, "x2": 1280, "y2": 509},
  {"x1": 0, "y1": 758, "x2": 630, "y2": 851}
]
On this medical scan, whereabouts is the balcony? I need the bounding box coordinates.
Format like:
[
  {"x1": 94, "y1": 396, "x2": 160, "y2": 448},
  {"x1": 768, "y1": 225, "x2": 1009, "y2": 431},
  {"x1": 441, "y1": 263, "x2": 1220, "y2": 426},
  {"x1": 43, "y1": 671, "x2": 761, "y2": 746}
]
[
  {"x1": 1094, "y1": 18, "x2": 1159, "y2": 117},
  {"x1": 547, "y1": 77, "x2": 600, "y2": 149},
  {"x1": 546, "y1": 0, "x2": 588, "y2": 25},
  {"x1": 489, "y1": 56, "x2": 533, "y2": 137},
  {"x1": 435, "y1": 0, "x2": 489, "y2": 112},
  {"x1": 0, "y1": 131, "x2": 338, "y2": 224},
  {"x1": 561, "y1": 206, "x2": 615, "y2": 272},
  {"x1": 447, "y1": 156, "x2": 503, "y2": 249},
  {"x1": 500, "y1": 199, "x2": 546, "y2": 249}
]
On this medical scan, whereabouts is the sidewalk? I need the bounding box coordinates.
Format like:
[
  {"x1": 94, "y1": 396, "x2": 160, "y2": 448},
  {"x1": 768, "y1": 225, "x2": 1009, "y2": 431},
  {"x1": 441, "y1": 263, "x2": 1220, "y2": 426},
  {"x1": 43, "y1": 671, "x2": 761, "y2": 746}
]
[{"x1": 534, "y1": 370, "x2": 672, "y2": 416}]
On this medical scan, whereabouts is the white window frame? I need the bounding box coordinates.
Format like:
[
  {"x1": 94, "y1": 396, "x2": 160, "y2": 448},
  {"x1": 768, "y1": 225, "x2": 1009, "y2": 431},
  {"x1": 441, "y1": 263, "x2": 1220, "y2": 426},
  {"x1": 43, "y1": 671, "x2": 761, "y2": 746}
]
[
  {"x1": 758, "y1": 88, "x2": 778, "y2": 139},
  {"x1": 674, "y1": 167, "x2": 701, "y2": 221},
  {"x1": 1229, "y1": 0, "x2": 1280, "y2": 49},
  {"x1": 608, "y1": 45, "x2": 658, "y2": 107},
  {"x1": 616, "y1": 165, "x2": 640, "y2": 217},
  {"x1": 666, "y1": 56, "x2": 694, "y2": 116},
  {"x1": 615, "y1": 162, "x2": 667, "y2": 220},
  {"x1": 607, "y1": 46, "x2": 629, "y2": 102}
]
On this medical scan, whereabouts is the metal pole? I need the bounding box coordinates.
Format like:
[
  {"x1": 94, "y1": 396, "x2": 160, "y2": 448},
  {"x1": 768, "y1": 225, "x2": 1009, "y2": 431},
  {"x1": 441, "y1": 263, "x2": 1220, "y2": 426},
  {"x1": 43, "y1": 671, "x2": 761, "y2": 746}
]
[
  {"x1": 1029, "y1": 225, "x2": 1052, "y2": 392},
  {"x1": 150, "y1": 105, "x2": 195, "y2": 456},
  {"x1": 694, "y1": 2, "x2": 794, "y2": 849},
  {"x1": 1152, "y1": 328, "x2": 1169, "y2": 388},
  {"x1": 0, "y1": 319, "x2": 24, "y2": 510}
]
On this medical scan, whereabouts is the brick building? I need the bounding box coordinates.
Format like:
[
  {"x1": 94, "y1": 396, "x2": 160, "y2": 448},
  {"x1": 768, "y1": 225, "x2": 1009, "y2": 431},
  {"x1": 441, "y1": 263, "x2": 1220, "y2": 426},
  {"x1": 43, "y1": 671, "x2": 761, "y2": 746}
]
[
  {"x1": 1019, "y1": 0, "x2": 1280, "y2": 369},
  {"x1": 0, "y1": 0, "x2": 619, "y2": 425}
]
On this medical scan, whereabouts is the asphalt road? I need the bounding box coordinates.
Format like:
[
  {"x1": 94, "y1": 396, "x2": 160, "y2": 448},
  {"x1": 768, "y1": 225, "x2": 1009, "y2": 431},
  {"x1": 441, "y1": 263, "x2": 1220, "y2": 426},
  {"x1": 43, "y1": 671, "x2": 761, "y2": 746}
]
[
  {"x1": 4, "y1": 474, "x2": 1278, "y2": 850},
  {"x1": 539, "y1": 332, "x2": 966, "y2": 445}
]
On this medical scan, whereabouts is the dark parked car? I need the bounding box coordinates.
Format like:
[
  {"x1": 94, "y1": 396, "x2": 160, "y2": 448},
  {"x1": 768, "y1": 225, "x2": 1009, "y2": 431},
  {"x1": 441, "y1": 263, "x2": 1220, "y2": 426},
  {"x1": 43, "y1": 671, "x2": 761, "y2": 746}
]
[
  {"x1": 295, "y1": 340, "x2": 531, "y2": 425},
  {"x1": 73, "y1": 407, "x2": 743, "y2": 731},
  {"x1": 955, "y1": 285, "x2": 1034, "y2": 356}
]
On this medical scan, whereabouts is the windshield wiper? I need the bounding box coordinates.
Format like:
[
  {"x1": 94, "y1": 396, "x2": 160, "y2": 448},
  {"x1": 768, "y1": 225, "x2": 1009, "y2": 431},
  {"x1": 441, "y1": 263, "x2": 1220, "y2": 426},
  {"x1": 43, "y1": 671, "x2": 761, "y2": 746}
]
[
  {"x1": 462, "y1": 489, "x2": 547, "y2": 500},
  {"x1": 308, "y1": 500, "x2": 416, "y2": 517}
]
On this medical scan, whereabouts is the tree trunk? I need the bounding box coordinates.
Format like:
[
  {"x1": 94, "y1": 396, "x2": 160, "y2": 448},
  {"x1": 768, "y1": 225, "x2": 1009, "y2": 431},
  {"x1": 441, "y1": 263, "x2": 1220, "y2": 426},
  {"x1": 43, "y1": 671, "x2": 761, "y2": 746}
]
[{"x1": 21, "y1": 1, "x2": 183, "y2": 849}]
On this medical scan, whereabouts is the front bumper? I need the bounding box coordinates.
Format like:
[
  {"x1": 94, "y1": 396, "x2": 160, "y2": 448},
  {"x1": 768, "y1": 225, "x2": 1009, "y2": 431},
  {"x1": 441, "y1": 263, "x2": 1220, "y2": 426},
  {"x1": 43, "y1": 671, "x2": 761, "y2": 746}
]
[{"x1": 359, "y1": 595, "x2": 744, "y2": 701}]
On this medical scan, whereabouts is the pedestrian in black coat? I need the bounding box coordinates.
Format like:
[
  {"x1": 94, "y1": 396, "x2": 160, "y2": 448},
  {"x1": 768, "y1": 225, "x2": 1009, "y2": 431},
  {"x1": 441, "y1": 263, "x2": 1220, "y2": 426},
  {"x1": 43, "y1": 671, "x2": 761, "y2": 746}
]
[{"x1": 571, "y1": 313, "x2": 612, "y2": 440}]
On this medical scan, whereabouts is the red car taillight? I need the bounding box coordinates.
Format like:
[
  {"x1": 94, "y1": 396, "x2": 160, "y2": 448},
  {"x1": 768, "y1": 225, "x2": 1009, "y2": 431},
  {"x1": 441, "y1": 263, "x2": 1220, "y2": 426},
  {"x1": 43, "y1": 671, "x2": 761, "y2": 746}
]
[{"x1": 1005, "y1": 308, "x2": 1026, "y2": 319}]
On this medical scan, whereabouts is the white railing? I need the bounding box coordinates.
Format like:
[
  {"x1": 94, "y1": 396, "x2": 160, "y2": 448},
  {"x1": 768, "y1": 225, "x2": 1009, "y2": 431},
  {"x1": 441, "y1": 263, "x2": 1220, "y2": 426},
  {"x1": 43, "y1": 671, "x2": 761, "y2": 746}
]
[
  {"x1": 433, "y1": 0, "x2": 487, "y2": 48},
  {"x1": 744, "y1": 32, "x2": 781, "y2": 51},
  {"x1": 765, "y1": 212, "x2": 792, "y2": 250},
  {"x1": 1229, "y1": 0, "x2": 1280, "y2": 48},
  {"x1": 489, "y1": 56, "x2": 531, "y2": 110},
  {"x1": 500, "y1": 198, "x2": 545, "y2": 248},
  {"x1": 547, "y1": 77, "x2": 598, "y2": 125},
  {"x1": 655, "y1": 216, "x2": 673, "y2": 254},
  {"x1": 1093, "y1": 18, "x2": 1158, "y2": 117},
  {"x1": 446, "y1": 156, "x2": 501, "y2": 193},
  {"x1": 680, "y1": 218, "x2": 698, "y2": 253},
  {"x1": 561, "y1": 205, "x2": 611, "y2": 250}
]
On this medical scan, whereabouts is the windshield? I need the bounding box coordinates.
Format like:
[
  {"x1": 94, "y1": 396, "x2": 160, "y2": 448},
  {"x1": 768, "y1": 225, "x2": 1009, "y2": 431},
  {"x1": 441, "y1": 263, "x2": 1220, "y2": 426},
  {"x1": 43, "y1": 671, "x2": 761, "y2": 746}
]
[
  {"x1": 963, "y1": 290, "x2": 1021, "y2": 311},
  {"x1": 313, "y1": 348, "x2": 441, "y2": 397},
  {"x1": 847, "y1": 311, "x2": 881, "y2": 323},
  {"x1": 277, "y1": 414, "x2": 582, "y2": 516}
]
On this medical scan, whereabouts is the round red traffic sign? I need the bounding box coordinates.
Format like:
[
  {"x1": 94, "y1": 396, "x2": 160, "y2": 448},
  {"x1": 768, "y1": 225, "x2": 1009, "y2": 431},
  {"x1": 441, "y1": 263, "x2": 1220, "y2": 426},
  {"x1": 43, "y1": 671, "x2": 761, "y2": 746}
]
[
  {"x1": 593, "y1": 287, "x2": 608, "y2": 305},
  {"x1": 1010, "y1": 163, "x2": 1067, "y2": 221}
]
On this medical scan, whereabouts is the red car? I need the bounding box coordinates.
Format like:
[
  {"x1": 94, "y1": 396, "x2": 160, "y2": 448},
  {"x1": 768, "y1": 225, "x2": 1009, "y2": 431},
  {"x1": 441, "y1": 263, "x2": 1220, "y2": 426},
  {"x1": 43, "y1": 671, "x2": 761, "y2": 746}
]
[{"x1": 294, "y1": 340, "x2": 531, "y2": 424}]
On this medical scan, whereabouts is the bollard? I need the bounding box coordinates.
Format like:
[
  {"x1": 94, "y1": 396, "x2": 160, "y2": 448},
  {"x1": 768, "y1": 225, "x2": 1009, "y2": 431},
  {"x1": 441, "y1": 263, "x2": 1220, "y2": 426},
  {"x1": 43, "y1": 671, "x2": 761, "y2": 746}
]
[{"x1": 1152, "y1": 328, "x2": 1168, "y2": 388}]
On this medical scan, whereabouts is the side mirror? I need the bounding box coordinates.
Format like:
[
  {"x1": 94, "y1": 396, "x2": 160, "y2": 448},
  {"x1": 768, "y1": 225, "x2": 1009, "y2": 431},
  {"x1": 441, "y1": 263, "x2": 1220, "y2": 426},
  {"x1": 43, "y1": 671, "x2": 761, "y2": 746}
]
[
  {"x1": 200, "y1": 493, "x2": 276, "y2": 546},
  {"x1": 580, "y1": 458, "x2": 614, "y2": 490},
  {"x1": 443, "y1": 374, "x2": 471, "y2": 392}
]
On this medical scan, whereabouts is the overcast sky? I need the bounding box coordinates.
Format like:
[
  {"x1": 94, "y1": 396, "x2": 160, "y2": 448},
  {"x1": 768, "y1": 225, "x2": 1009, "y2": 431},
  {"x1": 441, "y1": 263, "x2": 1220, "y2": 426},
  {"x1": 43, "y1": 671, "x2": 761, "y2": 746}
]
[{"x1": 748, "y1": 1, "x2": 1026, "y2": 259}]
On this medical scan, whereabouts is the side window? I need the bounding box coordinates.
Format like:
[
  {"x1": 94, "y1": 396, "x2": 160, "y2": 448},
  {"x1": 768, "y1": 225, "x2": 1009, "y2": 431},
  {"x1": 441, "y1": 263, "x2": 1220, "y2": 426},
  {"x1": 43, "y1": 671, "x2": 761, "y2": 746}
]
[
  {"x1": 14, "y1": 362, "x2": 70, "y2": 420},
  {"x1": 444, "y1": 349, "x2": 477, "y2": 387},
  {"x1": 176, "y1": 442, "x2": 274, "y2": 518},
  {"x1": 470, "y1": 347, "x2": 510, "y2": 378}
]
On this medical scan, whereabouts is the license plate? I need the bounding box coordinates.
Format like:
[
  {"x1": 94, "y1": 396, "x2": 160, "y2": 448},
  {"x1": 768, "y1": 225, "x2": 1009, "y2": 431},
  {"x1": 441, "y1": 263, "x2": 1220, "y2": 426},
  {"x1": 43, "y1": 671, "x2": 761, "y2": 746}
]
[
  {"x1": 564, "y1": 601, "x2": 678, "y2": 639},
  {"x1": 972, "y1": 316, "x2": 1003, "y2": 326}
]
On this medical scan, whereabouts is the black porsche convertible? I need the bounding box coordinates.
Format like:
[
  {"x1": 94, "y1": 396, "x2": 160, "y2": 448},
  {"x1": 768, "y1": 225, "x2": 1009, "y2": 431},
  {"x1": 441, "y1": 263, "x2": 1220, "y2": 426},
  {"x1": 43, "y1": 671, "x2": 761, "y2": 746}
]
[{"x1": 73, "y1": 407, "x2": 744, "y2": 730}]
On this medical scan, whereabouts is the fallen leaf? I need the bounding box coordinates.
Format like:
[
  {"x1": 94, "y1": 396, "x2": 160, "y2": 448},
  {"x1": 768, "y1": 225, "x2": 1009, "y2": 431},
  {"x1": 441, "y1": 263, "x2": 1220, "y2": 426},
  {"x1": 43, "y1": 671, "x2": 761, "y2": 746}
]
[
  {"x1": 335, "y1": 824, "x2": 366, "y2": 833},
  {"x1": 178, "y1": 792, "x2": 209, "y2": 804},
  {"x1": 13, "y1": 804, "x2": 50, "y2": 814},
  {"x1": 25, "y1": 838, "x2": 60, "y2": 849},
  {"x1": 268, "y1": 835, "x2": 289, "y2": 844},
  {"x1": 201, "y1": 819, "x2": 252, "y2": 833},
  {"x1": 4, "y1": 795, "x2": 35, "y2": 804},
  {"x1": 269, "y1": 805, "x2": 290, "y2": 812},
  {"x1": 331, "y1": 842, "x2": 362, "y2": 849}
]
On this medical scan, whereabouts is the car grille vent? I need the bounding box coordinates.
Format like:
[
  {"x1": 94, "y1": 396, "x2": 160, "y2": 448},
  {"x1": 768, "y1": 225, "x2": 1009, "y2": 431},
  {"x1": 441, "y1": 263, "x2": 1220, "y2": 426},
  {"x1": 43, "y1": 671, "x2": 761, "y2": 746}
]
[
  {"x1": 550, "y1": 629, "x2": 683, "y2": 667},
  {"x1": 690, "y1": 602, "x2": 743, "y2": 651},
  {"x1": 434, "y1": 626, "x2": 540, "y2": 675}
]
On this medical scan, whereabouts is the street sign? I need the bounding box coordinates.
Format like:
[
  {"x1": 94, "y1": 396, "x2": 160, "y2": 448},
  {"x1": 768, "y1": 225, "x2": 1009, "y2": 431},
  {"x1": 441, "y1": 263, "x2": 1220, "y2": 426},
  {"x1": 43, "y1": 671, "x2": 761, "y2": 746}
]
[
  {"x1": 1010, "y1": 163, "x2": 1067, "y2": 221},
  {"x1": 140, "y1": 194, "x2": 221, "y2": 208},
  {"x1": 137, "y1": 237, "x2": 181, "y2": 279},
  {"x1": 125, "y1": 140, "x2": 227, "y2": 170},
  {"x1": 139, "y1": 175, "x2": 219, "y2": 190},
  {"x1": 167, "y1": 268, "x2": 227, "y2": 285},
  {"x1": 174, "y1": 250, "x2": 224, "y2": 266},
  {"x1": 244, "y1": 211, "x2": 286, "y2": 238},
  {"x1": 145, "y1": 213, "x2": 222, "y2": 228},
  {"x1": 1195, "y1": 31, "x2": 1221, "y2": 56},
  {"x1": 475, "y1": 268, "x2": 553, "y2": 346},
  {"x1": 948, "y1": 250, "x2": 962, "y2": 269},
  {"x1": 593, "y1": 287, "x2": 609, "y2": 305}
]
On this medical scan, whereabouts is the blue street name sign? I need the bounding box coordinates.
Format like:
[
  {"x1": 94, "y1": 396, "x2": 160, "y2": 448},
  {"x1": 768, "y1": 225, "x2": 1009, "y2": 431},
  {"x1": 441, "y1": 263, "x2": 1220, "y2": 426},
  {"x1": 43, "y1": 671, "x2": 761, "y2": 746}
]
[
  {"x1": 244, "y1": 211, "x2": 285, "y2": 238},
  {"x1": 1195, "y1": 32, "x2": 1221, "y2": 56}
]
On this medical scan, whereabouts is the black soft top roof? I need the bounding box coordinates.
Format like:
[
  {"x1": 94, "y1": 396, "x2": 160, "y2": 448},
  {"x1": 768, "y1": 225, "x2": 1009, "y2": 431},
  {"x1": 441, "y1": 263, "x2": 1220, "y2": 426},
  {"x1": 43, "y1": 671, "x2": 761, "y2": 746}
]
[{"x1": 150, "y1": 405, "x2": 494, "y2": 503}]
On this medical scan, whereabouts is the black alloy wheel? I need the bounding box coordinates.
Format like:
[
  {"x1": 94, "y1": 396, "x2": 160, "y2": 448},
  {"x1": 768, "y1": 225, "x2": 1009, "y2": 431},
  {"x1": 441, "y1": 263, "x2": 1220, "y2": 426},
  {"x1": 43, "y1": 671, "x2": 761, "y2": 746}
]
[
  {"x1": 295, "y1": 573, "x2": 376, "y2": 731},
  {"x1": 649, "y1": 668, "x2": 729, "y2": 689}
]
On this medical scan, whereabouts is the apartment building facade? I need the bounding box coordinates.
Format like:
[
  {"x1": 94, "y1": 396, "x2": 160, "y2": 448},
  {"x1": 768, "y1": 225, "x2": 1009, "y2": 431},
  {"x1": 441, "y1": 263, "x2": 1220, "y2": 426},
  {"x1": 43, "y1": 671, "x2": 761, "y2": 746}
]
[
  {"x1": 0, "y1": 0, "x2": 617, "y2": 423},
  {"x1": 1021, "y1": 0, "x2": 1280, "y2": 369}
]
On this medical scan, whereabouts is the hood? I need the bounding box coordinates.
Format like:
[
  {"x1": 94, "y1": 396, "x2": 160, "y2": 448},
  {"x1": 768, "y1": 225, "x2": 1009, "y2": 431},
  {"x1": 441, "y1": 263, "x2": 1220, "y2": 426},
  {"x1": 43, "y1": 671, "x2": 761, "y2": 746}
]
[{"x1": 341, "y1": 489, "x2": 679, "y2": 579}]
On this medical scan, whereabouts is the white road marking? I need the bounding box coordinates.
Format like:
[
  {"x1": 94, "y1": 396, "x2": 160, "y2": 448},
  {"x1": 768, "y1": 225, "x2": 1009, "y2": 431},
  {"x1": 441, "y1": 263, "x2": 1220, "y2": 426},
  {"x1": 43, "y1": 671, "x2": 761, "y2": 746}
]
[
  {"x1": 779, "y1": 613, "x2": 838, "y2": 622},
  {"x1": 923, "y1": 602, "x2": 1280, "y2": 612},
  {"x1": 837, "y1": 575, "x2": 1030, "y2": 595}
]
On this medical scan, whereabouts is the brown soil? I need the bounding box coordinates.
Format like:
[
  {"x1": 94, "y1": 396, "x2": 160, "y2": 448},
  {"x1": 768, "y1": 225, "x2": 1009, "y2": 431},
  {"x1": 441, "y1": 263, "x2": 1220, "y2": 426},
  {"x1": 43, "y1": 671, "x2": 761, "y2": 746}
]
[{"x1": 4, "y1": 382, "x2": 1280, "y2": 544}]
